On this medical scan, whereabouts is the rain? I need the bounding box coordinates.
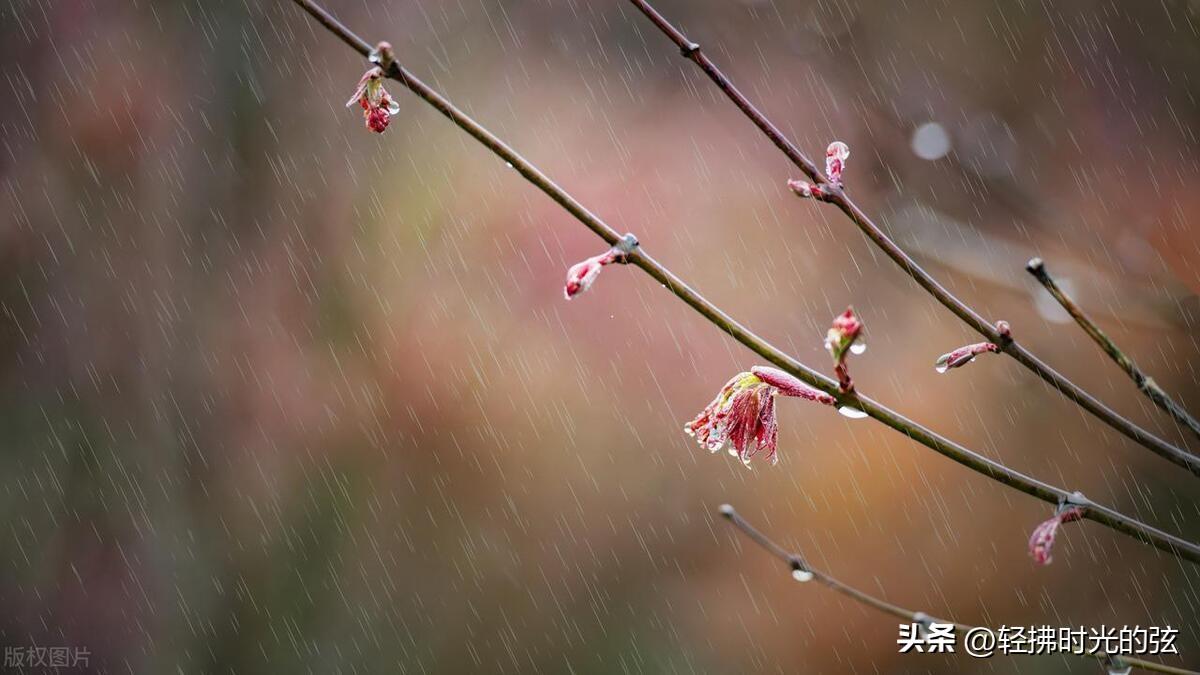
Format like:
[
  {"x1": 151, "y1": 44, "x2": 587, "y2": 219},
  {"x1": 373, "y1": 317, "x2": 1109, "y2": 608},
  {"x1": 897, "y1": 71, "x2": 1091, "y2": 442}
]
[{"x1": 2, "y1": 0, "x2": 1199, "y2": 672}]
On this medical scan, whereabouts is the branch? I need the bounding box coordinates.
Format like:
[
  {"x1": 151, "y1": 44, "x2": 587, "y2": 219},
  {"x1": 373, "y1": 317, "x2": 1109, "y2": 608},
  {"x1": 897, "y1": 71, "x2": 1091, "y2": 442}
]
[
  {"x1": 624, "y1": 0, "x2": 1200, "y2": 478},
  {"x1": 287, "y1": 0, "x2": 1200, "y2": 564},
  {"x1": 1027, "y1": 258, "x2": 1200, "y2": 442},
  {"x1": 719, "y1": 505, "x2": 1198, "y2": 675}
]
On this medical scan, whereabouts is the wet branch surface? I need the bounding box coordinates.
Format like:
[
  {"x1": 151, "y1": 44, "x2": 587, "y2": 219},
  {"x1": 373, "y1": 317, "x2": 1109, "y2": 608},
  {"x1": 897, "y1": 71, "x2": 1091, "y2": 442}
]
[
  {"x1": 287, "y1": 0, "x2": 1200, "y2": 566},
  {"x1": 1028, "y1": 258, "x2": 1200, "y2": 442},
  {"x1": 720, "y1": 505, "x2": 1198, "y2": 675},
  {"x1": 625, "y1": 0, "x2": 1200, "y2": 478}
]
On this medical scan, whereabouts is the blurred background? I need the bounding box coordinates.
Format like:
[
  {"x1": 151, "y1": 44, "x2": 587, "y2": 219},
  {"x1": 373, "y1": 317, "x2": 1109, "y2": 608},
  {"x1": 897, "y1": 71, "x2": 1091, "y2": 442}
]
[{"x1": 3, "y1": 0, "x2": 1200, "y2": 672}]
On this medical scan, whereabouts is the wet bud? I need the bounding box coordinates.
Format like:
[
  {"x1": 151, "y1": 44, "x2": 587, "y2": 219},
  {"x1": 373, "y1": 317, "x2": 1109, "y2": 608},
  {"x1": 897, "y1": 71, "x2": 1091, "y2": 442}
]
[
  {"x1": 787, "y1": 179, "x2": 827, "y2": 201},
  {"x1": 934, "y1": 342, "x2": 999, "y2": 373},
  {"x1": 369, "y1": 41, "x2": 396, "y2": 71},
  {"x1": 347, "y1": 67, "x2": 400, "y2": 134},
  {"x1": 1028, "y1": 506, "x2": 1084, "y2": 566},
  {"x1": 563, "y1": 250, "x2": 616, "y2": 299},
  {"x1": 824, "y1": 307, "x2": 863, "y2": 393},
  {"x1": 825, "y1": 141, "x2": 850, "y2": 185}
]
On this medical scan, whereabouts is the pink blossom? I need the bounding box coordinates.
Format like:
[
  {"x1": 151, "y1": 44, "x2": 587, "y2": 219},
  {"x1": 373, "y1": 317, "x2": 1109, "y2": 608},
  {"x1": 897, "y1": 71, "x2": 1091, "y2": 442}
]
[
  {"x1": 825, "y1": 141, "x2": 850, "y2": 185},
  {"x1": 934, "y1": 342, "x2": 999, "y2": 373},
  {"x1": 684, "y1": 366, "x2": 834, "y2": 466},
  {"x1": 1028, "y1": 506, "x2": 1084, "y2": 566},
  {"x1": 824, "y1": 307, "x2": 863, "y2": 393},
  {"x1": 347, "y1": 67, "x2": 400, "y2": 134}
]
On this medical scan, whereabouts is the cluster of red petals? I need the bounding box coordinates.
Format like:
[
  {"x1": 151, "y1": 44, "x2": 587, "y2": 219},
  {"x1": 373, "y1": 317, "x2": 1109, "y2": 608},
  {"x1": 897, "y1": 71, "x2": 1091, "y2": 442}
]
[
  {"x1": 347, "y1": 67, "x2": 399, "y2": 134},
  {"x1": 684, "y1": 366, "x2": 834, "y2": 467},
  {"x1": 1028, "y1": 506, "x2": 1084, "y2": 566}
]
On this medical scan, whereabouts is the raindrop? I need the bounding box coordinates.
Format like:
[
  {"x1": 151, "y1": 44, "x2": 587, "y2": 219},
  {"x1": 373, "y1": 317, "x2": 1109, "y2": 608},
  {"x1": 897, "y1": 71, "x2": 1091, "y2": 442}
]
[
  {"x1": 935, "y1": 363, "x2": 949, "y2": 374},
  {"x1": 505, "y1": 161, "x2": 514, "y2": 169},
  {"x1": 1106, "y1": 664, "x2": 1131, "y2": 675},
  {"x1": 837, "y1": 405, "x2": 868, "y2": 419},
  {"x1": 912, "y1": 122, "x2": 951, "y2": 160},
  {"x1": 850, "y1": 343, "x2": 867, "y2": 355},
  {"x1": 791, "y1": 569, "x2": 813, "y2": 582}
]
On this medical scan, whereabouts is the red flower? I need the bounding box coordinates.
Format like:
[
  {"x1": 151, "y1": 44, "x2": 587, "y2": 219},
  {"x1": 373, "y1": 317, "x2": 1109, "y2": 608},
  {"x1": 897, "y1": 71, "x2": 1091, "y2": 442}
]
[
  {"x1": 825, "y1": 141, "x2": 850, "y2": 185},
  {"x1": 1028, "y1": 506, "x2": 1084, "y2": 566},
  {"x1": 347, "y1": 67, "x2": 400, "y2": 134},
  {"x1": 684, "y1": 366, "x2": 834, "y2": 466},
  {"x1": 825, "y1": 307, "x2": 863, "y2": 393},
  {"x1": 934, "y1": 342, "x2": 999, "y2": 373}
]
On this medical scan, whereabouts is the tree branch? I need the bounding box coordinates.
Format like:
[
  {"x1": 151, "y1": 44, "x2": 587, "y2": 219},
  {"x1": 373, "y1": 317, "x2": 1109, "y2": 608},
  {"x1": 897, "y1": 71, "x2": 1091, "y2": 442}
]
[
  {"x1": 719, "y1": 504, "x2": 1198, "y2": 675},
  {"x1": 624, "y1": 0, "x2": 1200, "y2": 478},
  {"x1": 1027, "y1": 258, "x2": 1200, "y2": 442},
  {"x1": 287, "y1": 0, "x2": 1200, "y2": 563}
]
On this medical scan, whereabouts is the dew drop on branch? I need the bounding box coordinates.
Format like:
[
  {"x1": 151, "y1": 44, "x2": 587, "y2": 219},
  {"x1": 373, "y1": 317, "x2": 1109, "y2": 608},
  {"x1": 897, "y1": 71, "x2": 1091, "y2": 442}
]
[
  {"x1": 837, "y1": 405, "x2": 868, "y2": 419},
  {"x1": 791, "y1": 569, "x2": 813, "y2": 582},
  {"x1": 850, "y1": 343, "x2": 866, "y2": 355}
]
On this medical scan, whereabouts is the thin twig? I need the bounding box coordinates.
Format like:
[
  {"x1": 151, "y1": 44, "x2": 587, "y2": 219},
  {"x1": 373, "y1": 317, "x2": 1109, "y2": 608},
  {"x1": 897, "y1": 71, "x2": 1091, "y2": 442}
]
[
  {"x1": 719, "y1": 505, "x2": 1198, "y2": 675},
  {"x1": 625, "y1": 0, "x2": 1200, "y2": 478},
  {"x1": 1027, "y1": 257, "x2": 1200, "y2": 442},
  {"x1": 287, "y1": 0, "x2": 1200, "y2": 563}
]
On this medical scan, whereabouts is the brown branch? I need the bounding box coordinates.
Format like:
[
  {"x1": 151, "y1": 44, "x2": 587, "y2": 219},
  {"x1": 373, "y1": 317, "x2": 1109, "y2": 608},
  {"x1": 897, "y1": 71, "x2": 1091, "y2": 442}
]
[
  {"x1": 287, "y1": 0, "x2": 1200, "y2": 564},
  {"x1": 1027, "y1": 257, "x2": 1200, "y2": 442},
  {"x1": 624, "y1": 0, "x2": 1200, "y2": 478},
  {"x1": 719, "y1": 505, "x2": 1198, "y2": 675}
]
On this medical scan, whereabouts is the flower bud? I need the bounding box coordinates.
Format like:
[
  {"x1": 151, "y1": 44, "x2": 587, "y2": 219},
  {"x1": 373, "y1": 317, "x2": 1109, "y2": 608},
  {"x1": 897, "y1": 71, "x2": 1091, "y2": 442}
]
[
  {"x1": 1028, "y1": 506, "x2": 1084, "y2": 566},
  {"x1": 934, "y1": 342, "x2": 999, "y2": 373},
  {"x1": 825, "y1": 141, "x2": 850, "y2": 185}
]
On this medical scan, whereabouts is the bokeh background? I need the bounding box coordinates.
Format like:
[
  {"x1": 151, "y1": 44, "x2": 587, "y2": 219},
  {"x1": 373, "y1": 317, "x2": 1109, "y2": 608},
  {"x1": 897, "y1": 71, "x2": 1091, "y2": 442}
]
[{"x1": 3, "y1": 0, "x2": 1200, "y2": 672}]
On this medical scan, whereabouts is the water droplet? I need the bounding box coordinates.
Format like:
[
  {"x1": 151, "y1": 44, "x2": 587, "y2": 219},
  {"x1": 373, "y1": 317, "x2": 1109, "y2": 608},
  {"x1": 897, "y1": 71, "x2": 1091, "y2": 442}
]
[
  {"x1": 791, "y1": 569, "x2": 813, "y2": 582},
  {"x1": 386, "y1": 100, "x2": 401, "y2": 115},
  {"x1": 935, "y1": 364, "x2": 949, "y2": 374},
  {"x1": 837, "y1": 405, "x2": 868, "y2": 419},
  {"x1": 1106, "y1": 665, "x2": 1131, "y2": 675},
  {"x1": 850, "y1": 343, "x2": 867, "y2": 355},
  {"x1": 911, "y1": 121, "x2": 952, "y2": 160},
  {"x1": 505, "y1": 161, "x2": 514, "y2": 169}
]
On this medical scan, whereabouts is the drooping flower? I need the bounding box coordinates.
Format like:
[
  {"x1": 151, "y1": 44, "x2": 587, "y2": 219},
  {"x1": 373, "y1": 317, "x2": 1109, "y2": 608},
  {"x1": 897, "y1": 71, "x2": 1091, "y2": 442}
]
[
  {"x1": 684, "y1": 366, "x2": 835, "y2": 466},
  {"x1": 825, "y1": 141, "x2": 850, "y2": 185},
  {"x1": 564, "y1": 249, "x2": 618, "y2": 299},
  {"x1": 1028, "y1": 506, "x2": 1084, "y2": 566},
  {"x1": 347, "y1": 66, "x2": 400, "y2": 133},
  {"x1": 934, "y1": 342, "x2": 999, "y2": 373},
  {"x1": 825, "y1": 307, "x2": 863, "y2": 393}
]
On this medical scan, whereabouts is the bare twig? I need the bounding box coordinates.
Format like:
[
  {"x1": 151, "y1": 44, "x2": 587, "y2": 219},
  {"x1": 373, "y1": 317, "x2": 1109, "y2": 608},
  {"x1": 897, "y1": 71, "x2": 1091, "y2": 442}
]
[
  {"x1": 288, "y1": 0, "x2": 1200, "y2": 563},
  {"x1": 1027, "y1": 258, "x2": 1200, "y2": 442},
  {"x1": 719, "y1": 504, "x2": 1198, "y2": 675},
  {"x1": 625, "y1": 0, "x2": 1200, "y2": 478}
]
